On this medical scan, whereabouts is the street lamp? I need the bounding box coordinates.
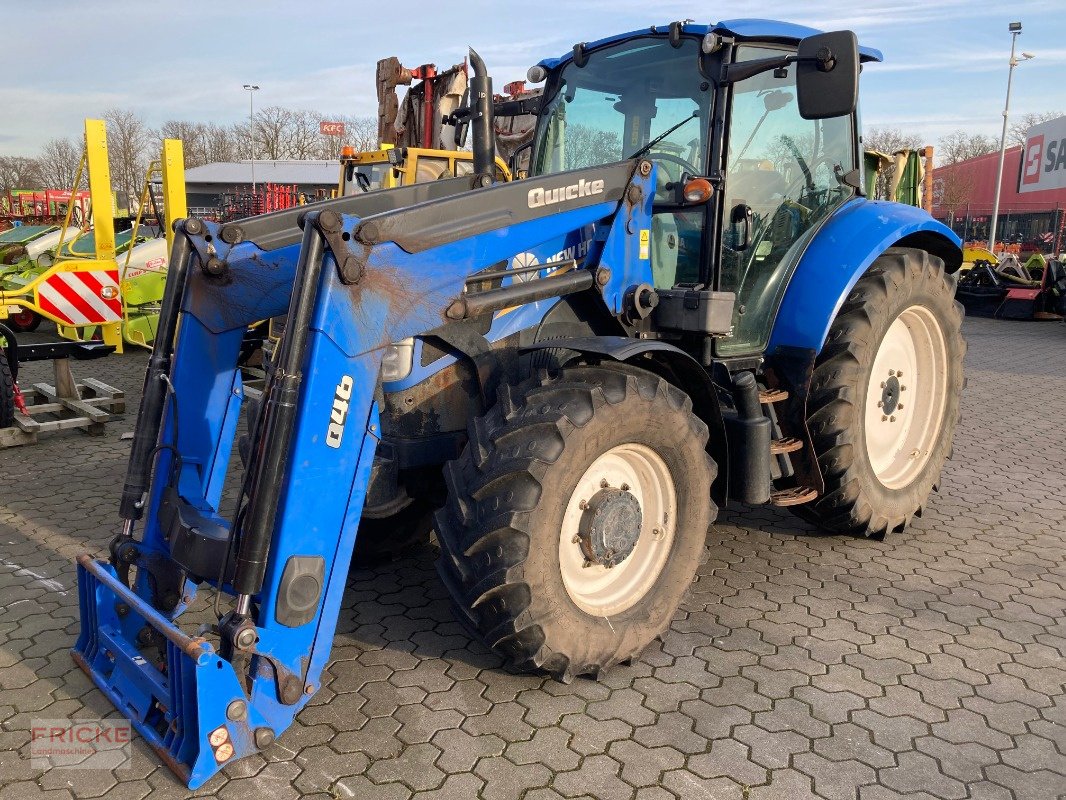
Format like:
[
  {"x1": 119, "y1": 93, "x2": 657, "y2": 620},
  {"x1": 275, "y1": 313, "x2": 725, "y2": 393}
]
[
  {"x1": 988, "y1": 23, "x2": 1034, "y2": 253},
  {"x1": 243, "y1": 84, "x2": 260, "y2": 192}
]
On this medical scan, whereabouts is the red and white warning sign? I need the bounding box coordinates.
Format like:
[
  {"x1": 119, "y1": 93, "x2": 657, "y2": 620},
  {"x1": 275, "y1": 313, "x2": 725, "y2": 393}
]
[{"x1": 37, "y1": 269, "x2": 122, "y2": 326}]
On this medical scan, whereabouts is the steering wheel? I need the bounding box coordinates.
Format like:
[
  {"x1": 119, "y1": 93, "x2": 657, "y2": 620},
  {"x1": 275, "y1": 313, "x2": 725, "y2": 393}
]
[{"x1": 650, "y1": 150, "x2": 701, "y2": 181}]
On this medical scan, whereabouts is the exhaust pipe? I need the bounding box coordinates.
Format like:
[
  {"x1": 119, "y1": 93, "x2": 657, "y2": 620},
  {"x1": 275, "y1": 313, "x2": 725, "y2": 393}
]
[{"x1": 468, "y1": 48, "x2": 495, "y2": 185}]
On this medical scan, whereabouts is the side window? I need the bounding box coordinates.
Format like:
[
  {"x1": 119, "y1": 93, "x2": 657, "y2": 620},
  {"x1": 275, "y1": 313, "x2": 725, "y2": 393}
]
[{"x1": 717, "y1": 45, "x2": 855, "y2": 356}]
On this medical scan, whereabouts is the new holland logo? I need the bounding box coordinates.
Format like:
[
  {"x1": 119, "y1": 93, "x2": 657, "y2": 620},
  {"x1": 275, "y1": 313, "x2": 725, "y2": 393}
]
[
  {"x1": 325, "y1": 375, "x2": 354, "y2": 448},
  {"x1": 527, "y1": 177, "x2": 605, "y2": 209}
]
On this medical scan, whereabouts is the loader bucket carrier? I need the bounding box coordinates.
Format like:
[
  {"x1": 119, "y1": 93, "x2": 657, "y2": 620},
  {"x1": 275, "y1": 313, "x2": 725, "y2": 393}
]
[{"x1": 76, "y1": 21, "x2": 964, "y2": 788}]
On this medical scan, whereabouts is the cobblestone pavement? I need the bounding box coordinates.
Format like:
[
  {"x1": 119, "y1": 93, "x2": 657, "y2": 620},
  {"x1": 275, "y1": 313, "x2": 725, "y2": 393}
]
[{"x1": 0, "y1": 317, "x2": 1064, "y2": 800}]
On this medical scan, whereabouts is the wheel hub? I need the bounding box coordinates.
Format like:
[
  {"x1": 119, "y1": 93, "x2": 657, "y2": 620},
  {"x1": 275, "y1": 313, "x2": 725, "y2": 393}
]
[
  {"x1": 577, "y1": 487, "x2": 642, "y2": 568},
  {"x1": 880, "y1": 373, "x2": 902, "y2": 417}
]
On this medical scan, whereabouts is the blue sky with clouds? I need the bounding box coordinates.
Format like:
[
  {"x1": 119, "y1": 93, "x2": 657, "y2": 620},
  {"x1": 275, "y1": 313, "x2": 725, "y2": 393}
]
[{"x1": 0, "y1": 0, "x2": 1061, "y2": 157}]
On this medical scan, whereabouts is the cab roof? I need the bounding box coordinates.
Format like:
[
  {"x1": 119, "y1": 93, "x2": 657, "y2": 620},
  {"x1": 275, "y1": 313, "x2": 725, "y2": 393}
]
[{"x1": 536, "y1": 18, "x2": 884, "y2": 70}]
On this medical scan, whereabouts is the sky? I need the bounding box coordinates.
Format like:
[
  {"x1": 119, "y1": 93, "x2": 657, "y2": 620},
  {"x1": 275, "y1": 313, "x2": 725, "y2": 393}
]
[{"x1": 0, "y1": 0, "x2": 1062, "y2": 158}]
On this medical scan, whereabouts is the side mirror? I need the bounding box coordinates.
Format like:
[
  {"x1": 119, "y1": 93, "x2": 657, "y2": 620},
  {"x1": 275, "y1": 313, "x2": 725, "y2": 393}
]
[{"x1": 796, "y1": 30, "x2": 859, "y2": 120}]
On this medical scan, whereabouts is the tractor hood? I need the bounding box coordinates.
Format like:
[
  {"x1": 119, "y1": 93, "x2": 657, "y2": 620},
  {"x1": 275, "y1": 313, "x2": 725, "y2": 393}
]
[{"x1": 536, "y1": 18, "x2": 884, "y2": 71}]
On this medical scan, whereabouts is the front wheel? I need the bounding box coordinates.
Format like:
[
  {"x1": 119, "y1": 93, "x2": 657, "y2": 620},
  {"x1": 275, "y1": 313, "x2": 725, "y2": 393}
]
[
  {"x1": 792, "y1": 247, "x2": 965, "y2": 537},
  {"x1": 436, "y1": 363, "x2": 716, "y2": 681}
]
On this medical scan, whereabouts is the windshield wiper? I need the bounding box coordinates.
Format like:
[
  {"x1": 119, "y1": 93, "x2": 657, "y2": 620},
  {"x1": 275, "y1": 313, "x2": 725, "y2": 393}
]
[{"x1": 627, "y1": 111, "x2": 699, "y2": 161}]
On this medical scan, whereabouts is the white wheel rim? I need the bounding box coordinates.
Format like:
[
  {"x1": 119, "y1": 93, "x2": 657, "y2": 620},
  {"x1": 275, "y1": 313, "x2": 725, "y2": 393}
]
[
  {"x1": 863, "y1": 304, "x2": 948, "y2": 489},
  {"x1": 559, "y1": 443, "x2": 677, "y2": 617}
]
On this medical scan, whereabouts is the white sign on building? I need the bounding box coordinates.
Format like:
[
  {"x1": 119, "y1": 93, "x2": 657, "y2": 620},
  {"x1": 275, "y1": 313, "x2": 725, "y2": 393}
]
[{"x1": 1020, "y1": 114, "x2": 1066, "y2": 193}]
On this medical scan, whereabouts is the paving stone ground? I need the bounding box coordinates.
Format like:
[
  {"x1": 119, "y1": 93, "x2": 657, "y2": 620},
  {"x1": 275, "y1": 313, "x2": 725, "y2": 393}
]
[{"x1": 0, "y1": 316, "x2": 1064, "y2": 800}]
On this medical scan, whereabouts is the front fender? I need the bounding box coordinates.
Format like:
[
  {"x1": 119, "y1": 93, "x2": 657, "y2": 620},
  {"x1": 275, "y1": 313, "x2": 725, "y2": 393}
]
[
  {"x1": 524, "y1": 336, "x2": 729, "y2": 505},
  {"x1": 767, "y1": 199, "x2": 961, "y2": 355}
]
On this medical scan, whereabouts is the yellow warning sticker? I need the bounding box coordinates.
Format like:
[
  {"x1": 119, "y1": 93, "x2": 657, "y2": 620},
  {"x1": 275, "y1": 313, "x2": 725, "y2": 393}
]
[{"x1": 639, "y1": 229, "x2": 650, "y2": 259}]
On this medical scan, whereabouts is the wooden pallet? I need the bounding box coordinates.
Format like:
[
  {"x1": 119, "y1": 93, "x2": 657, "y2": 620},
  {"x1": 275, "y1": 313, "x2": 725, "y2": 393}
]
[{"x1": 0, "y1": 358, "x2": 125, "y2": 448}]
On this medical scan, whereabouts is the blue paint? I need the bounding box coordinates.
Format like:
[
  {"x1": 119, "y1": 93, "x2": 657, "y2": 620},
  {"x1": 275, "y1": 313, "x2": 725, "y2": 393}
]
[
  {"x1": 74, "y1": 164, "x2": 657, "y2": 788},
  {"x1": 537, "y1": 19, "x2": 883, "y2": 70}
]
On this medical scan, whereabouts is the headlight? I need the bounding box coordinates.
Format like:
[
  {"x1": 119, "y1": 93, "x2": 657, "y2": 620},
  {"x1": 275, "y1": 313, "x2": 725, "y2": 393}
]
[{"x1": 380, "y1": 338, "x2": 415, "y2": 383}]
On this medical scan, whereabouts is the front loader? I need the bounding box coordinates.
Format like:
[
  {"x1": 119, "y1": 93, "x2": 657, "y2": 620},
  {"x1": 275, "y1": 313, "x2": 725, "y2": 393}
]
[{"x1": 75, "y1": 20, "x2": 964, "y2": 787}]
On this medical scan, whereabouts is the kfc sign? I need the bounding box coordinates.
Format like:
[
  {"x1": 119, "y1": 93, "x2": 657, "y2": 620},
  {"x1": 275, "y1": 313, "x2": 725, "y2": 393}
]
[
  {"x1": 320, "y1": 121, "x2": 345, "y2": 137},
  {"x1": 1019, "y1": 115, "x2": 1066, "y2": 193}
]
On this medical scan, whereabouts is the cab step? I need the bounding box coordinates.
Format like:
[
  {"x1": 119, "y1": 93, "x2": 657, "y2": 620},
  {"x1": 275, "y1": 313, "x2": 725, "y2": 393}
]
[
  {"x1": 769, "y1": 486, "x2": 818, "y2": 506},
  {"x1": 770, "y1": 437, "x2": 803, "y2": 455},
  {"x1": 759, "y1": 388, "x2": 789, "y2": 404}
]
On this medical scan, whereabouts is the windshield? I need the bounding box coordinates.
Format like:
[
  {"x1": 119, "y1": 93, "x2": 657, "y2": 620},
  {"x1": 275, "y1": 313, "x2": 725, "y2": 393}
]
[{"x1": 532, "y1": 36, "x2": 711, "y2": 193}]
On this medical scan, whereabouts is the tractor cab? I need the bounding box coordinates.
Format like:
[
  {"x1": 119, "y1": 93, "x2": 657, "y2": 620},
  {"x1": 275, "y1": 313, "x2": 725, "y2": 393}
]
[{"x1": 523, "y1": 21, "x2": 877, "y2": 356}]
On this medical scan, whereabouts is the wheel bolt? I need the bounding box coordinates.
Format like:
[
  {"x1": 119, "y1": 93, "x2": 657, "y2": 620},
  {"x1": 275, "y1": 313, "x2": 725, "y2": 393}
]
[
  {"x1": 600, "y1": 479, "x2": 609, "y2": 488},
  {"x1": 880, "y1": 381, "x2": 886, "y2": 388},
  {"x1": 620, "y1": 483, "x2": 630, "y2": 491},
  {"x1": 882, "y1": 415, "x2": 888, "y2": 422},
  {"x1": 897, "y1": 371, "x2": 903, "y2": 377},
  {"x1": 572, "y1": 535, "x2": 580, "y2": 544},
  {"x1": 877, "y1": 401, "x2": 883, "y2": 408},
  {"x1": 888, "y1": 370, "x2": 895, "y2": 376},
  {"x1": 578, "y1": 499, "x2": 588, "y2": 510},
  {"x1": 897, "y1": 404, "x2": 904, "y2": 410},
  {"x1": 900, "y1": 385, "x2": 907, "y2": 391},
  {"x1": 890, "y1": 416, "x2": 896, "y2": 422},
  {"x1": 652, "y1": 528, "x2": 663, "y2": 538}
]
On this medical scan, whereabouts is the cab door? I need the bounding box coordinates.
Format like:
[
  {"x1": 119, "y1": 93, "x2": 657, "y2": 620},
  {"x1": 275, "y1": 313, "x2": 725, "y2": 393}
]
[{"x1": 715, "y1": 44, "x2": 857, "y2": 357}]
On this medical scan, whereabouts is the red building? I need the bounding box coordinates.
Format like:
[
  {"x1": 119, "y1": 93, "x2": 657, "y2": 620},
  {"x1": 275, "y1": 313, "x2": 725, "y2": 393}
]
[{"x1": 931, "y1": 146, "x2": 1066, "y2": 254}]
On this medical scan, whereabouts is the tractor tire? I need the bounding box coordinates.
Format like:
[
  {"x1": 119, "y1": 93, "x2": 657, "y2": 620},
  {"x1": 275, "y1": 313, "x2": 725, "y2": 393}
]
[
  {"x1": 791, "y1": 247, "x2": 965, "y2": 538},
  {"x1": 0, "y1": 349, "x2": 15, "y2": 429},
  {"x1": 436, "y1": 363, "x2": 716, "y2": 681},
  {"x1": 7, "y1": 309, "x2": 41, "y2": 333}
]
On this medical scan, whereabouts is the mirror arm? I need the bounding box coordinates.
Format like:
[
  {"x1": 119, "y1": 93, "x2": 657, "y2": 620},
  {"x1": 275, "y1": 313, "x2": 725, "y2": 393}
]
[
  {"x1": 723, "y1": 54, "x2": 795, "y2": 84},
  {"x1": 722, "y1": 52, "x2": 834, "y2": 85}
]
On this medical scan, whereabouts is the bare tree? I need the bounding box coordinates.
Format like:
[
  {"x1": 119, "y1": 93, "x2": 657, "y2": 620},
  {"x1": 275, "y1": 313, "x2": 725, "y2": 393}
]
[
  {"x1": 38, "y1": 137, "x2": 83, "y2": 189},
  {"x1": 287, "y1": 110, "x2": 322, "y2": 160},
  {"x1": 0, "y1": 155, "x2": 45, "y2": 193},
  {"x1": 104, "y1": 108, "x2": 154, "y2": 210},
  {"x1": 156, "y1": 121, "x2": 210, "y2": 169},
  {"x1": 938, "y1": 130, "x2": 997, "y2": 166},
  {"x1": 862, "y1": 127, "x2": 924, "y2": 155},
  {"x1": 1009, "y1": 111, "x2": 1063, "y2": 147},
  {"x1": 254, "y1": 106, "x2": 297, "y2": 160},
  {"x1": 203, "y1": 123, "x2": 241, "y2": 164},
  {"x1": 564, "y1": 125, "x2": 623, "y2": 171}
]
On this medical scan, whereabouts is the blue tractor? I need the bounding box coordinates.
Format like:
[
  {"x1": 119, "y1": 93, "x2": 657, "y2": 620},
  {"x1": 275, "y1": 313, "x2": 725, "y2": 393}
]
[{"x1": 74, "y1": 20, "x2": 964, "y2": 787}]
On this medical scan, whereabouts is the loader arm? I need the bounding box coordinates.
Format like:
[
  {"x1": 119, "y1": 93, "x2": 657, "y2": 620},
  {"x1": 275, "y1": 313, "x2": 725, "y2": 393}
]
[{"x1": 75, "y1": 159, "x2": 655, "y2": 787}]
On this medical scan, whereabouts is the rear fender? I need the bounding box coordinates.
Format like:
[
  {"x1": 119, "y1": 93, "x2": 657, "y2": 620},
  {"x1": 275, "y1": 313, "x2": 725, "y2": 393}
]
[
  {"x1": 524, "y1": 336, "x2": 729, "y2": 504},
  {"x1": 767, "y1": 199, "x2": 962, "y2": 355}
]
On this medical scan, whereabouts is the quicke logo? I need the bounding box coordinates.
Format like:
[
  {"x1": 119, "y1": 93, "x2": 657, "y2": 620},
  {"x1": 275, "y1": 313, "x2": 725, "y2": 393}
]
[
  {"x1": 325, "y1": 375, "x2": 354, "y2": 448},
  {"x1": 527, "y1": 177, "x2": 605, "y2": 209}
]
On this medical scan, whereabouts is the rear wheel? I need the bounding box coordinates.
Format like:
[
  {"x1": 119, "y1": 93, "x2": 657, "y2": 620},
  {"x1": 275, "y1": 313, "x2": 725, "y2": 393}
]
[
  {"x1": 791, "y1": 247, "x2": 965, "y2": 537},
  {"x1": 436, "y1": 363, "x2": 716, "y2": 680}
]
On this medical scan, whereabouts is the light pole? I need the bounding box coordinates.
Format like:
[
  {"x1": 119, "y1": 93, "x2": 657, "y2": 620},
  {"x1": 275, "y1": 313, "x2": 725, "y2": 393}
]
[
  {"x1": 988, "y1": 23, "x2": 1034, "y2": 253},
  {"x1": 243, "y1": 84, "x2": 260, "y2": 192}
]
